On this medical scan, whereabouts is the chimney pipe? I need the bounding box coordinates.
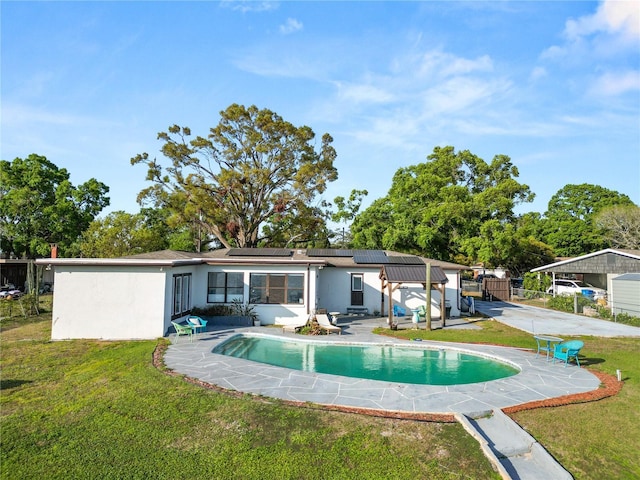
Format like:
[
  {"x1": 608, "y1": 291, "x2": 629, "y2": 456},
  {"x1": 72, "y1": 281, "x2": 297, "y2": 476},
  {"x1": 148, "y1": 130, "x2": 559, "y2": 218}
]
[{"x1": 50, "y1": 244, "x2": 58, "y2": 259}]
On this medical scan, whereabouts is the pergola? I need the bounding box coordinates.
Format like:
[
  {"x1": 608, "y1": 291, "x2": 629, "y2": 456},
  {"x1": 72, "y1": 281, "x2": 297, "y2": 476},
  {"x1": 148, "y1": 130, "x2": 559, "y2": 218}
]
[{"x1": 379, "y1": 264, "x2": 448, "y2": 327}]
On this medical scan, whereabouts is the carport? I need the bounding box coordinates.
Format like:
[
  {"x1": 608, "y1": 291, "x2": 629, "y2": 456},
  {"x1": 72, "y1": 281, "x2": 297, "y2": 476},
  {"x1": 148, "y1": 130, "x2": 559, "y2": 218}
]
[
  {"x1": 379, "y1": 264, "x2": 448, "y2": 327},
  {"x1": 531, "y1": 248, "x2": 640, "y2": 305}
]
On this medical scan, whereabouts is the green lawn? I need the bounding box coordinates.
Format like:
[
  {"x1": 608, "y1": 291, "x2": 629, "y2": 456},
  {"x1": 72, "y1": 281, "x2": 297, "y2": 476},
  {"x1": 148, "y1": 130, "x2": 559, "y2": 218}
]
[
  {"x1": 1, "y1": 312, "x2": 496, "y2": 480},
  {"x1": 2, "y1": 311, "x2": 639, "y2": 479},
  {"x1": 375, "y1": 320, "x2": 640, "y2": 479}
]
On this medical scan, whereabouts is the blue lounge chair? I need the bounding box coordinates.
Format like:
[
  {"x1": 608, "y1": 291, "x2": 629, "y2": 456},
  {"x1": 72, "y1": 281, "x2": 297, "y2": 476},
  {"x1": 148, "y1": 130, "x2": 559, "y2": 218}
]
[
  {"x1": 171, "y1": 321, "x2": 193, "y2": 343},
  {"x1": 187, "y1": 315, "x2": 208, "y2": 334},
  {"x1": 393, "y1": 305, "x2": 406, "y2": 317},
  {"x1": 553, "y1": 340, "x2": 584, "y2": 367}
]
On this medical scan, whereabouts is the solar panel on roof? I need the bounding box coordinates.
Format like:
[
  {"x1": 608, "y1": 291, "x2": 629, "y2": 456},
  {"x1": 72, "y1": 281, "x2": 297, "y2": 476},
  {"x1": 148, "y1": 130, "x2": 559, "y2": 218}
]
[
  {"x1": 307, "y1": 249, "x2": 353, "y2": 257},
  {"x1": 353, "y1": 250, "x2": 389, "y2": 264},
  {"x1": 227, "y1": 248, "x2": 292, "y2": 257},
  {"x1": 387, "y1": 256, "x2": 425, "y2": 265}
]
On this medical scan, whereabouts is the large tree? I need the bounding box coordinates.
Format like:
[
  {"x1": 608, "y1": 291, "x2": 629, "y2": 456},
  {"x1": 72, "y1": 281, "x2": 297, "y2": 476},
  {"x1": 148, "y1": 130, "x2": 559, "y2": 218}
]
[
  {"x1": 594, "y1": 204, "x2": 640, "y2": 250},
  {"x1": 0, "y1": 154, "x2": 109, "y2": 258},
  {"x1": 351, "y1": 146, "x2": 534, "y2": 268},
  {"x1": 131, "y1": 104, "x2": 338, "y2": 248},
  {"x1": 542, "y1": 184, "x2": 634, "y2": 256},
  {"x1": 78, "y1": 208, "x2": 203, "y2": 258}
]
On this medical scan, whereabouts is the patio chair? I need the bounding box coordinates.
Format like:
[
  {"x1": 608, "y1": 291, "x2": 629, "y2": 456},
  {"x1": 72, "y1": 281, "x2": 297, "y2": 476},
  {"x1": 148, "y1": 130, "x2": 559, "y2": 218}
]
[
  {"x1": 315, "y1": 314, "x2": 342, "y2": 335},
  {"x1": 282, "y1": 316, "x2": 309, "y2": 333},
  {"x1": 393, "y1": 305, "x2": 407, "y2": 317},
  {"x1": 187, "y1": 315, "x2": 208, "y2": 334},
  {"x1": 171, "y1": 321, "x2": 193, "y2": 343},
  {"x1": 552, "y1": 340, "x2": 584, "y2": 367}
]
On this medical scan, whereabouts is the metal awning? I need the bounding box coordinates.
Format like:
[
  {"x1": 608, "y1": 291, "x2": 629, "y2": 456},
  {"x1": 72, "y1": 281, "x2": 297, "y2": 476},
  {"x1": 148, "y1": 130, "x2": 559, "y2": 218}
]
[{"x1": 379, "y1": 264, "x2": 448, "y2": 284}]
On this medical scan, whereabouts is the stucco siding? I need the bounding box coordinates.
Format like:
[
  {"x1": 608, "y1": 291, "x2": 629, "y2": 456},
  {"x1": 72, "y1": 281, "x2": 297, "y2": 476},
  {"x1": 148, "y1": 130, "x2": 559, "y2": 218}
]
[
  {"x1": 391, "y1": 272, "x2": 461, "y2": 317},
  {"x1": 51, "y1": 265, "x2": 167, "y2": 340},
  {"x1": 317, "y1": 268, "x2": 461, "y2": 318},
  {"x1": 316, "y1": 267, "x2": 381, "y2": 315}
]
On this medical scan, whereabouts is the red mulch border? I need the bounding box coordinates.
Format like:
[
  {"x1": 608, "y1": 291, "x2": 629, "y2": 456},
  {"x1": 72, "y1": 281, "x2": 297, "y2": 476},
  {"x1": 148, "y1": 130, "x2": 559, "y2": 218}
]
[{"x1": 153, "y1": 341, "x2": 623, "y2": 423}]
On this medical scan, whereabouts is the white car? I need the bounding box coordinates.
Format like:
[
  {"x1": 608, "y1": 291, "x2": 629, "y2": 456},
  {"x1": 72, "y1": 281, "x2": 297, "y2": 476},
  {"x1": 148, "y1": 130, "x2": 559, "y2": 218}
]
[{"x1": 547, "y1": 279, "x2": 606, "y2": 299}]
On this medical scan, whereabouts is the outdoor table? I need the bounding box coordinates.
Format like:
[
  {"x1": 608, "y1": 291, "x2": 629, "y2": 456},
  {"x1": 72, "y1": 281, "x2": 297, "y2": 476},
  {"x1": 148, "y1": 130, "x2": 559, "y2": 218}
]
[
  {"x1": 411, "y1": 309, "x2": 421, "y2": 324},
  {"x1": 534, "y1": 335, "x2": 564, "y2": 360}
]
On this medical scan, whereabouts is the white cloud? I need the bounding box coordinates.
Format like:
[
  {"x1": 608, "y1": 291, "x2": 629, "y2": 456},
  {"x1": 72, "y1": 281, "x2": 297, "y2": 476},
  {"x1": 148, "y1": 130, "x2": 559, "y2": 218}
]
[
  {"x1": 567, "y1": 0, "x2": 639, "y2": 40},
  {"x1": 279, "y1": 18, "x2": 303, "y2": 35},
  {"x1": 220, "y1": 0, "x2": 278, "y2": 14},
  {"x1": 3, "y1": 103, "x2": 83, "y2": 126},
  {"x1": 589, "y1": 70, "x2": 640, "y2": 96},
  {"x1": 334, "y1": 82, "x2": 395, "y2": 104},
  {"x1": 529, "y1": 66, "x2": 547, "y2": 81}
]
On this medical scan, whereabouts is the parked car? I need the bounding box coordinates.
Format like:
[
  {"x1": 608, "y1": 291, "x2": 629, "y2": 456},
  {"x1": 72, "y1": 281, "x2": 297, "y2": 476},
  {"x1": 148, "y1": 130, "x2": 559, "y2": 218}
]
[
  {"x1": 546, "y1": 279, "x2": 606, "y2": 300},
  {"x1": 475, "y1": 274, "x2": 497, "y2": 283}
]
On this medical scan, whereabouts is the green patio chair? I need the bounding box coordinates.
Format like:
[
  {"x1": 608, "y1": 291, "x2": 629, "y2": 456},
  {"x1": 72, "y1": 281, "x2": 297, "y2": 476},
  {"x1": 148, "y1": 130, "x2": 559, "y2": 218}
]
[
  {"x1": 552, "y1": 340, "x2": 584, "y2": 367},
  {"x1": 187, "y1": 315, "x2": 208, "y2": 334},
  {"x1": 171, "y1": 321, "x2": 193, "y2": 343}
]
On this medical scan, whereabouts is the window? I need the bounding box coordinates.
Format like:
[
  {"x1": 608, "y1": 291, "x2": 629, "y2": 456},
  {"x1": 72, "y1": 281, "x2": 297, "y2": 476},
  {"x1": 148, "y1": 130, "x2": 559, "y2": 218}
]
[
  {"x1": 351, "y1": 273, "x2": 364, "y2": 306},
  {"x1": 207, "y1": 272, "x2": 244, "y2": 303},
  {"x1": 249, "y1": 273, "x2": 304, "y2": 304},
  {"x1": 172, "y1": 273, "x2": 192, "y2": 318}
]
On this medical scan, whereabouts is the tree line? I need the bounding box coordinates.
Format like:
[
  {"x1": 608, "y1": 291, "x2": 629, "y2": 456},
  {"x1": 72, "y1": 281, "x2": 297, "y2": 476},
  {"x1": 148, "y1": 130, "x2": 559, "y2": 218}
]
[{"x1": 1, "y1": 103, "x2": 638, "y2": 277}]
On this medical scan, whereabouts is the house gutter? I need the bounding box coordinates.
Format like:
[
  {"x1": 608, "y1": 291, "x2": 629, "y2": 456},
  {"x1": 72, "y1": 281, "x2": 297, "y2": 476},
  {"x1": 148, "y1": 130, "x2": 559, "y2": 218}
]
[{"x1": 34, "y1": 258, "x2": 201, "y2": 267}]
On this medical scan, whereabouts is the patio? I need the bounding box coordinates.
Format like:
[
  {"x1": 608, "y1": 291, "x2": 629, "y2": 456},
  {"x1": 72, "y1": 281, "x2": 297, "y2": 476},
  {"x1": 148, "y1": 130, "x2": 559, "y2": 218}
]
[{"x1": 163, "y1": 316, "x2": 601, "y2": 416}]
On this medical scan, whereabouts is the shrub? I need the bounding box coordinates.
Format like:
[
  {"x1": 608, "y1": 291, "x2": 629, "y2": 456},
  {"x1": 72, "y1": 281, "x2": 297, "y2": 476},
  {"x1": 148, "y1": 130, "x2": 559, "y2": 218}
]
[
  {"x1": 523, "y1": 272, "x2": 551, "y2": 292},
  {"x1": 547, "y1": 294, "x2": 594, "y2": 313},
  {"x1": 191, "y1": 304, "x2": 233, "y2": 316},
  {"x1": 230, "y1": 299, "x2": 258, "y2": 322}
]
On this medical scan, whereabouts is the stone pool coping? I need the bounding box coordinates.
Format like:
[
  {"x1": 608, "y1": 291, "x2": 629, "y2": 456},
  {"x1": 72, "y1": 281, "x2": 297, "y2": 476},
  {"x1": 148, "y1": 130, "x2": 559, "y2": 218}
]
[{"x1": 159, "y1": 325, "x2": 618, "y2": 420}]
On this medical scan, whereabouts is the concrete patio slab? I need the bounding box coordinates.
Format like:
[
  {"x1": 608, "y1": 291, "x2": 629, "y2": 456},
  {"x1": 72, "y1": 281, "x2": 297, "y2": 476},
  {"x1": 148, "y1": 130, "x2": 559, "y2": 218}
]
[{"x1": 163, "y1": 320, "x2": 602, "y2": 416}]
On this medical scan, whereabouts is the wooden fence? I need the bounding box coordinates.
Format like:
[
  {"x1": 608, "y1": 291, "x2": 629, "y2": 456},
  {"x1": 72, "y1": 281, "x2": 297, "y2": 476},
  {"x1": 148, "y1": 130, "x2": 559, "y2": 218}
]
[{"x1": 482, "y1": 278, "x2": 510, "y2": 301}]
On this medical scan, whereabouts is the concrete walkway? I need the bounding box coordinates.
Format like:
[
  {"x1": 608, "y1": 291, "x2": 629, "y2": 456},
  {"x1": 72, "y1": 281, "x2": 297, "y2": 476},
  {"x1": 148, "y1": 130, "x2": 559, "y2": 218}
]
[{"x1": 475, "y1": 299, "x2": 640, "y2": 337}]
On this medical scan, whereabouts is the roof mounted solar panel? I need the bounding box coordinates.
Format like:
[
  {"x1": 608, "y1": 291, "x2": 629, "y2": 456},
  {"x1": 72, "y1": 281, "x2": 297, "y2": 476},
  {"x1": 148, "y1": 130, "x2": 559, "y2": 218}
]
[
  {"x1": 307, "y1": 248, "x2": 353, "y2": 257},
  {"x1": 227, "y1": 248, "x2": 292, "y2": 257},
  {"x1": 387, "y1": 256, "x2": 425, "y2": 265},
  {"x1": 353, "y1": 250, "x2": 389, "y2": 264}
]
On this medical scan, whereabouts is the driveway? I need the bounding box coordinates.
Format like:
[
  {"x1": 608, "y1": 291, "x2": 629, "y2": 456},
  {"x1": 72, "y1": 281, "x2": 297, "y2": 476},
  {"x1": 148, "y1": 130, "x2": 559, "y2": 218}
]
[{"x1": 475, "y1": 300, "x2": 640, "y2": 337}]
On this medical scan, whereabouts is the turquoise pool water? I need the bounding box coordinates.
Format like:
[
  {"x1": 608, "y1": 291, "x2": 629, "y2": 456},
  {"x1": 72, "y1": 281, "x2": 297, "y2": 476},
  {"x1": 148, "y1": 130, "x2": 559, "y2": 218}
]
[{"x1": 212, "y1": 335, "x2": 519, "y2": 385}]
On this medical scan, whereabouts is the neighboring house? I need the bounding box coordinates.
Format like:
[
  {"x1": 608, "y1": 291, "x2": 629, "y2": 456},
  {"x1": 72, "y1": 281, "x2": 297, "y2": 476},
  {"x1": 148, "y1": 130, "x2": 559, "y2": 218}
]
[
  {"x1": 0, "y1": 257, "x2": 54, "y2": 292},
  {"x1": 36, "y1": 248, "x2": 469, "y2": 340},
  {"x1": 530, "y1": 248, "x2": 640, "y2": 309},
  {"x1": 470, "y1": 264, "x2": 509, "y2": 280}
]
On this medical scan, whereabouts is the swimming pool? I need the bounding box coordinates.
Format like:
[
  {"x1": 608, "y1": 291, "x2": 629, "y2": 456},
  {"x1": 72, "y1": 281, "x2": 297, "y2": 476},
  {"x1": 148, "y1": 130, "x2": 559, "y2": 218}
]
[{"x1": 212, "y1": 334, "x2": 520, "y2": 385}]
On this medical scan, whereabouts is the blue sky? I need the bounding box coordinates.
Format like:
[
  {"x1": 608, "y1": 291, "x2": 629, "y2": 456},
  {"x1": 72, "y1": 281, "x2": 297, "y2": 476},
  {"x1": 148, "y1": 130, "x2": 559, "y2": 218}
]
[{"x1": 2, "y1": 1, "x2": 639, "y2": 221}]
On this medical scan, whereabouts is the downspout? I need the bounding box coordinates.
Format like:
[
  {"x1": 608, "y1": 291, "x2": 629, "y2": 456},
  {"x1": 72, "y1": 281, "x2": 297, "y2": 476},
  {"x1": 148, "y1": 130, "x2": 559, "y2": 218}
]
[{"x1": 306, "y1": 264, "x2": 311, "y2": 315}]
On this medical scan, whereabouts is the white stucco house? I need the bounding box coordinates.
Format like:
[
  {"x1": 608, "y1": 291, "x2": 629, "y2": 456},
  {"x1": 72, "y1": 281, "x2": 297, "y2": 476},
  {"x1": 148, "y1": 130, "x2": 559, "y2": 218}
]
[{"x1": 37, "y1": 248, "x2": 469, "y2": 340}]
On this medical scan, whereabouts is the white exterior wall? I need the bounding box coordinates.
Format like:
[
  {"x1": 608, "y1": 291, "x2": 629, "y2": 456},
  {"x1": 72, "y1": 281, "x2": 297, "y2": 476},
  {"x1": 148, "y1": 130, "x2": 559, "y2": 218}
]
[
  {"x1": 51, "y1": 265, "x2": 168, "y2": 340},
  {"x1": 192, "y1": 264, "x2": 319, "y2": 326},
  {"x1": 316, "y1": 267, "x2": 381, "y2": 315},
  {"x1": 316, "y1": 267, "x2": 462, "y2": 318},
  {"x1": 389, "y1": 271, "x2": 462, "y2": 318}
]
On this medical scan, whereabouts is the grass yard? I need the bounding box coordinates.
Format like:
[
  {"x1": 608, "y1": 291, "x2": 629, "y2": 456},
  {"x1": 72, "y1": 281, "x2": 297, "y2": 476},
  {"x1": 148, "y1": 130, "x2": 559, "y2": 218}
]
[
  {"x1": 1, "y1": 311, "x2": 497, "y2": 480},
  {"x1": 376, "y1": 321, "x2": 640, "y2": 479},
  {"x1": 2, "y1": 309, "x2": 639, "y2": 479}
]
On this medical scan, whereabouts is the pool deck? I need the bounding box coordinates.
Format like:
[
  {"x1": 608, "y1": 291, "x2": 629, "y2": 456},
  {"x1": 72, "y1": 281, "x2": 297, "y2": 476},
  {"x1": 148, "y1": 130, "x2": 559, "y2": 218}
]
[{"x1": 163, "y1": 316, "x2": 601, "y2": 416}]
